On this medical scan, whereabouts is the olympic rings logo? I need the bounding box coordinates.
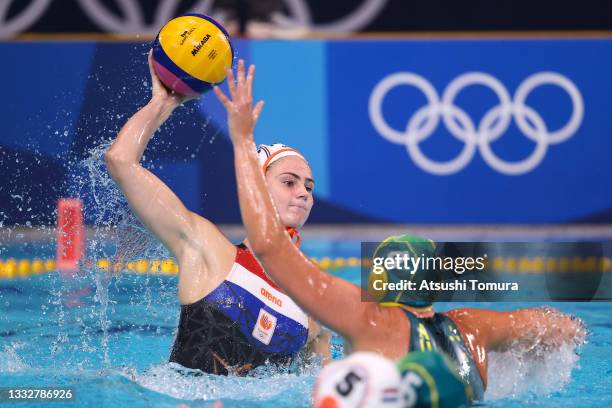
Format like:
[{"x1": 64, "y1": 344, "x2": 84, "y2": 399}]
[
  {"x1": 76, "y1": 0, "x2": 387, "y2": 34},
  {"x1": 368, "y1": 72, "x2": 584, "y2": 175},
  {"x1": 0, "y1": 0, "x2": 51, "y2": 36}
]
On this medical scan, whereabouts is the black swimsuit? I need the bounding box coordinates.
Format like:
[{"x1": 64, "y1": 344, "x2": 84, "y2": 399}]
[
  {"x1": 404, "y1": 311, "x2": 486, "y2": 399},
  {"x1": 169, "y1": 244, "x2": 309, "y2": 375},
  {"x1": 169, "y1": 296, "x2": 293, "y2": 375}
]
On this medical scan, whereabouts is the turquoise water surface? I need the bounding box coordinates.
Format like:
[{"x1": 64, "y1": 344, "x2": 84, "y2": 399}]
[{"x1": 1, "y1": 239, "x2": 611, "y2": 407}]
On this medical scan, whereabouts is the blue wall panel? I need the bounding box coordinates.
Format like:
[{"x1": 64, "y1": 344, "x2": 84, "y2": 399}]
[
  {"x1": 1, "y1": 38, "x2": 611, "y2": 225},
  {"x1": 251, "y1": 40, "x2": 329, "y2": 198},
  {"x1": 327, "y1": 39, "x2": 612, "y2": 223}
]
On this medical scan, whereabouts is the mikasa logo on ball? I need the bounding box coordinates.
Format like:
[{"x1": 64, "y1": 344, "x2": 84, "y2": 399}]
[{"x1": 191, "y1": 34, "x2": 211, "y2": 56}]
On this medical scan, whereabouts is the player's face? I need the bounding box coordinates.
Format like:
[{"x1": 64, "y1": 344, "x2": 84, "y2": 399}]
[{"x1": 266, "y1": 156, "x2": 314, "y2": 229}]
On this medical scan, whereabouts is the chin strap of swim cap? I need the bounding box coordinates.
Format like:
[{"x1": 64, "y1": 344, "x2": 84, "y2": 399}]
[
  {"x1": 286, "y1": 227, "x2": 301, "y2": 248},
  {"x1": 257, "y1": 143, "x2": 307, "y2": 173}
]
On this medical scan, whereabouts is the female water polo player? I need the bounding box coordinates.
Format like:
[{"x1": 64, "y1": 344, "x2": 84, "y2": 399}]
[
  {"x1": 214, "y1": 59, "x2": 586, "y2": 399},
  {"x1": 105, "y1": 53, "x2": 330, "y2": 375}
]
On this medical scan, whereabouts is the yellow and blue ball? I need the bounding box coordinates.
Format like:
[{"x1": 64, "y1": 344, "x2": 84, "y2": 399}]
[{"x1": 151, "y1": 14, "x2": 233, "y2": 96}]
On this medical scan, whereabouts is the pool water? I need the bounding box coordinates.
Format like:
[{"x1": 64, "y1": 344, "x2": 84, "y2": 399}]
[{"x1": 1, "y1": 240, "x2": 611, "y2": 407}]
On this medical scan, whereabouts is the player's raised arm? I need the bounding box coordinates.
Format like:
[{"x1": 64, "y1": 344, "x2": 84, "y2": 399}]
[
  {"x1": 105, "y1": 52, "x2": 205, "y2": 260},
  {"x1": 214, "y1": 60, "x2": 376, "y2": 341}
]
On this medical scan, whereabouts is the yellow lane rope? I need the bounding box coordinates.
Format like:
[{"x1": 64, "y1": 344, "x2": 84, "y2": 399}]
[
  {"x1": 0, "y1": 257, "x2": 361, "y2": 279},
  {"x1": 0, "y1": 256, "x2": 610, "y2": 280}
]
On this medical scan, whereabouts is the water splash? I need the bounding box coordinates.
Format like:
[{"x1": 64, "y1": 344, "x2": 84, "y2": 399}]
[
  {"x1": 0, "y1": 343, "x2": 30, "y2": 372},
  {"x1": 485, "y1": 343, "x2": 582, "y2": 400},
  {"x1": 76, "y1": 138, "x2": 177, "y2": 368},
  {"x1": 129, "y1": 362, "x2": 316, "y2": 403}
]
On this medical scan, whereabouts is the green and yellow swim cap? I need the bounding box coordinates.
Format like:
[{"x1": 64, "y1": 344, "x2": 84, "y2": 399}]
[{"x1": 367, "y1": 234, "x2": 440, "y2": 307}]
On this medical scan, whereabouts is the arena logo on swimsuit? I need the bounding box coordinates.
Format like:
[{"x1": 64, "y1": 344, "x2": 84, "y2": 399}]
[{"x1": 260, "y1": 288, "x2": 283, "y2": 307}]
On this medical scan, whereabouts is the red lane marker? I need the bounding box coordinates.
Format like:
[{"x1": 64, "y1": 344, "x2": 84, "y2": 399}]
[{"x1": 56, "y1": 198, "x2": 84, "y2": 274}]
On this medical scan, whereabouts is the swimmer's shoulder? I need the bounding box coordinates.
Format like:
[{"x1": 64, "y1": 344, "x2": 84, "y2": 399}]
[
  {"x1": 444, "y1": 308, "x2": 497, "y2": 342},
  {"x1": 444, "y1": 308, "x2": 525, "y2": 343}
]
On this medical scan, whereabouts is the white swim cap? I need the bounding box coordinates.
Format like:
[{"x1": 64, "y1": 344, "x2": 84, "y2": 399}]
[
  {"x1": 257, "y1": 143, "x2": 306, "y2": 173},
  {"x1": 312, "y1": 352, "x2": 402, "y2": 408}
]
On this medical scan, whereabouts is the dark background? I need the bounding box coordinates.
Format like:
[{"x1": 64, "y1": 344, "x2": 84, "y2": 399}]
[{"x1": 7, "y1": 0, "x2": 612, "y2": 33}]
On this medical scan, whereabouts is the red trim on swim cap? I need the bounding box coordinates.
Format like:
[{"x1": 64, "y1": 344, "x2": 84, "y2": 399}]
[{"x1": 262, "y1": 147, "x2": 304, "y2": 173}]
